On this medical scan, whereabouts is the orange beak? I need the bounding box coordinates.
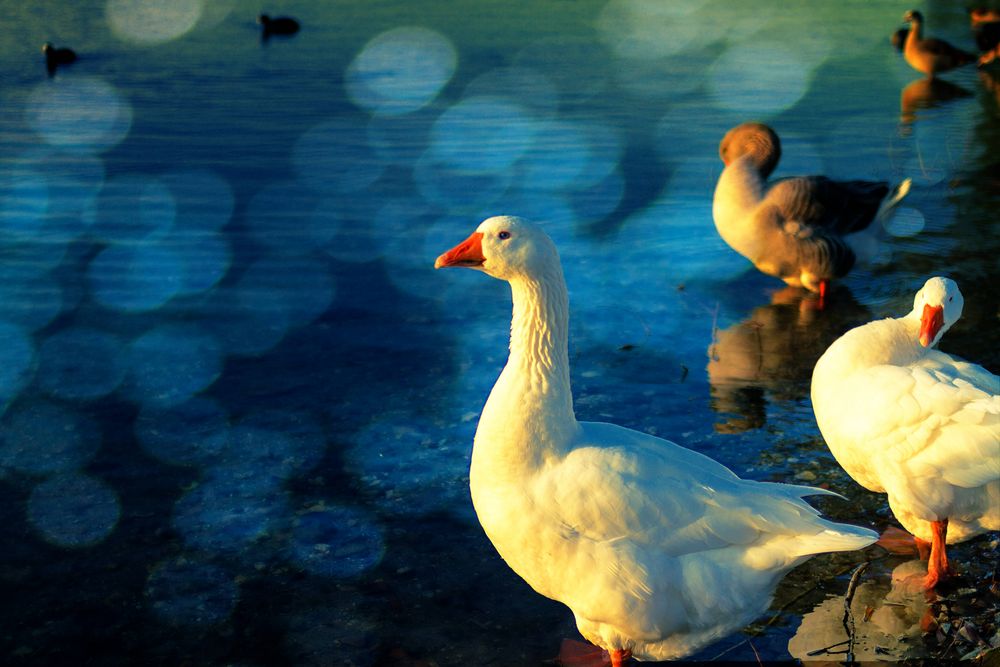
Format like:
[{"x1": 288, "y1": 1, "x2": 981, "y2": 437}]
[
  {"x1": 434, "y1": 232, "x2": 485, "y2": 269},
  {"x1": 918, "y1": 303, "x2": 944, "y2": 347}
]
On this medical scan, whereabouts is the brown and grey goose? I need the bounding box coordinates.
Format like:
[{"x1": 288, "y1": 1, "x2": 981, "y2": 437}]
[
  {"x1": 902, "y1": 10, "x2": 976, "y2": 77},
  {"x1": 712, "y1": 123, "x2": 911, "y2": 299}
]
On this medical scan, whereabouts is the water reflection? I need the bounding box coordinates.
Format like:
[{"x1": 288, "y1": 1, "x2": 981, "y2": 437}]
[
  {"x1": 707, "y1": 286, "x2": 870, "y2": 433},
  {"x1": 900, "y1": 77, "x2": 973, "y2": 125},
  {"x1": 789, "y1": 560, "x2": 931, "y2": 662}
]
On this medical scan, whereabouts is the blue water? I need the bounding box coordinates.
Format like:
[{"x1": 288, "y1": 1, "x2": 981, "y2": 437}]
[{"x1": 1, "y1": 1, "x2": 998, "y2": 664}]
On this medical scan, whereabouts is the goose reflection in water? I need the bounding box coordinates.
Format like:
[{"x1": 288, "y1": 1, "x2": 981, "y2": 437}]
[
  {"x1": 788, "y1": 560, "x2": 932, "y2": 663},
  {"x1": 979, "y1": 67, "x2": 1000, "y2": 113},
  {"x1": 707, "y1": 286, "x2": 869, "y2": 433},
  {"x1": 900, "y1": 77, "x2": 973, "y2": 126}
]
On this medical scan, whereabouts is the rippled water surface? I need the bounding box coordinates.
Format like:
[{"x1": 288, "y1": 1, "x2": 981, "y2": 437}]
[{"x1": 1, "y1": 0, "x2": 998, "y2": 665}]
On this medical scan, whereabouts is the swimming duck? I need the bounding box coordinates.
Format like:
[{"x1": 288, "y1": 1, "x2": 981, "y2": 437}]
[
  {"x1": 436, "y1": 215, "x2": 878, "y2": 664},
  {"x1": 712, "y1": 122, "x2": 911, "y2": 299},
  {"x1": 902, "y1": 10, "x2": 976, "y2": 77},
  {"x1": 42, "y1": 43, "x2": 76, "y2": 75},
  {"x1": 811, "y1": 277, "x2": 999, "y2": 590},
  {"x1": 258, "y1": 14, "x2": 300, "y2": 37}
]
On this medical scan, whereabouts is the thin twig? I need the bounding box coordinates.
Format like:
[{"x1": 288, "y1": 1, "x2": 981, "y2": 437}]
[
  {"x1": 806, "y1": 638, "x2": 850, "y2": 656},
  {"x1": 748, "y1": 638, "x2": 763, "y2": 667},
  {"x1": 759, "y1": 556, "x2": 885, "y2": 630},
  {"x1": 708, "y1": 638, "x2": 748, "y2": 662},
  {"x1": 841, "y1": 562, "x2": 870, "y2": 664}
]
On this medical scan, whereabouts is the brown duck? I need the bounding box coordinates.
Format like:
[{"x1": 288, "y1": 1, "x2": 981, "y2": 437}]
[{"x1": 902, "y1": 10, "x2": 976, "y2": 77}]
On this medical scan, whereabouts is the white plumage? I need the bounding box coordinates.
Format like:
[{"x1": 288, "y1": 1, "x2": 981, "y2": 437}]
[
  {"x1": 812, "y1": 277, "x2": 999, "y2": 588},
  {"x1": 436, "y1": 216, "x2": 876, "y2": 663}
]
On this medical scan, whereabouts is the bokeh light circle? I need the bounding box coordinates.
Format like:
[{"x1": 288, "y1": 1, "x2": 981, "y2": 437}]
[
  {"x1": 0, "y1": 401, "x2": 100, "y2": 475},
  {"x1": 216, "y1": 410, "x2": 327, "y2": 483},
  {"x1": 172, "y1": 479, "x2": 291, "y2": 556},
  {"x1": 429, "y1": 96, "x2": 539, "y2": 173},
  {"x1": 885, "y1": 206, "x2": 926, "y2": 238},
  {"x1": 26, "y1": 77, "x2": 132, "y2": 154},
  {"x1": 36, "y1": 328, "x2": 126, "y2": 401},
  {"x1": 27, "y1": 473, "x2": 121, "y2": 547},
  {"x1": 0, "y1": 274, "x2": 64, "y2": 332},
  {"x1": 88, "y1": 244, "x2": 184, "y2": 312},
  {"x1": 289, "y1": 506, "x2": 386, "y2": 578},
  {"x1": 163, "y1": 230, "x2": 232, "y2": 295},
  {"x1": 346, "y1": 27, "x2": 457, "y2": 116},
  {"x1": 464, "y1": 66, "x2": 559, "y2": 120},
  {"x1": 125, "y1": 324, "x2": 223, "y2": 407},
  {"x1": 598, "y1": 0, "x2": 707, "y2": 60},
  {"x1": 134, "y1": 397, "x2": 230, "y2": 467},
  {"x1": 8, "y1": 149, "x2": 107, "y2": 243},
  {"x1": 708, "y1": 41, "x2": 811, "y2": 117},
  {"x1": 106, "y1": 0, "x2": 204, "y2": 45},
  {"x1": 0, "y1": 170, "x2": 48, "y2": 237},
  {"x1": 92, "y1": 175, "x2": 177, "y2": 244},
  {"x1": 344, "y1": 416, "x2": 472, "y2": 520}
]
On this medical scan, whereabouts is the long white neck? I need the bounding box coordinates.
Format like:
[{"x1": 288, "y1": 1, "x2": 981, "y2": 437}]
[
  {"x1": 473, "y1": 264, "x2": 577, "y2": 480},
  {"x1": 712, "y1": 156, "x2": 766, "y2": 260}
]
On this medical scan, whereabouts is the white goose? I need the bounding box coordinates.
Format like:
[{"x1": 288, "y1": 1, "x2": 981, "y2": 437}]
[
  {"x1": 712, "y1": 122, "x2": 911, "y2": 299},
  {"x1": 812, "y1": 277, "x2": 1000, "y2": 590},
  {"x1": 435, "y1": 216, "x2": 877, "y2": 664}
]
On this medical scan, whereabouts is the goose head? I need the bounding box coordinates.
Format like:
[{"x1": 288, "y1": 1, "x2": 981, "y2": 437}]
[
  {"x1": 903, "y1": 9, "x2": 923, "y2": 25},
  {"x1": 912, "y1": 277, "x2": 963, "y2": 348},
  {"x1": 434, "y1": 216, "x2": 559, "y2": 282},
  {"x1": 41, "y1": 42, "x2": 54, "y2": 54},
  {"x1": 719, "y1": 122, "x2": 782, "y2": 178}
]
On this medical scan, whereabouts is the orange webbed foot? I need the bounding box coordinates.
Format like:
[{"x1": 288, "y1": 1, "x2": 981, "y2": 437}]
[{"x1": 876, "y1": 526, "x2": 921, "y2": 555}]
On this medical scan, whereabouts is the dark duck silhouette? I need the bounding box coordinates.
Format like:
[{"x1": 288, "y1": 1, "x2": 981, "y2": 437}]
[
  {"x1": 901, "y1": 10, "x2": 976, "y2": 77},
  {"x1": 970, "y1": 7, "x2": 1000, "y2": 66},
  {"x1": 258, "y1": 14, "x2": 300, "y2": 39},
  {"x1": 42, "y1": 42, "x2": 76, "y2": 75}
]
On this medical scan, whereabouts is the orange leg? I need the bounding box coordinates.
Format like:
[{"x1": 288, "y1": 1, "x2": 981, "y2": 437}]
[
  {"x1": 914, "y1": 536, "x2": 931, "y2": 561},
  {"x1": 922, "y1": 519, "x2": 955, "y2": 589},
  {"x1": 610, "y1": 649, "x2": 631, "y2": 667}
]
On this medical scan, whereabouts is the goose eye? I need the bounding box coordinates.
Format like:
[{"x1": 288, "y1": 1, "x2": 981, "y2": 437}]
[
  {"x1": 948, "y1": 296, "x2": 953, "y2": 302},
  {"x1": 498, "y1": 231, "x2": 511, "y2": 240}
]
